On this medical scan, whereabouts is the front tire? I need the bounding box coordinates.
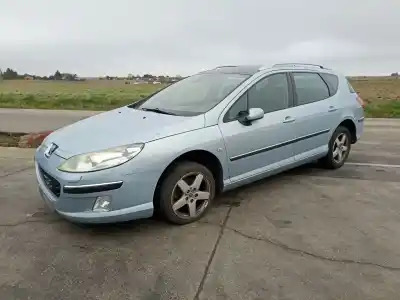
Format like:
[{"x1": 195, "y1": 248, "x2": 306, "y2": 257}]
[
  {"x1": 321, "y1": 126, "x2": 352, "y2": 169},
  {"x1": 159, "y1": 161, "x2": 216, "y2": 225}
]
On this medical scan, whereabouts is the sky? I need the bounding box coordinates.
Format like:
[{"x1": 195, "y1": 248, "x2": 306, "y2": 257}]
[{"x1": 1, "y1": 0, "x2": 399, "y2": 77}]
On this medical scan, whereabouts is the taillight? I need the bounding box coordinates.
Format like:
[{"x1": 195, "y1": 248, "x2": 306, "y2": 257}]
[{"x1": 356, "y1": 94, "x2": 365, "y2": 108}]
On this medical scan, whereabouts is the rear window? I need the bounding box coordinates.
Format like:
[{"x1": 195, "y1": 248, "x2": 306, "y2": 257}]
[
  {"x1": 320, "y1": 73, "x2": 339, "y2": 96},
  {"x1": 347, "y1": 80, "x2": 357, "y2": 93},
  {"x1": 292, "y1": 72, "x2": 330, "y2": 105}
]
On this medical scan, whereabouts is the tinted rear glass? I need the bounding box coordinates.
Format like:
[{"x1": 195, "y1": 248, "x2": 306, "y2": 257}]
[
  {"x1": 292, "y1": 72, "x2": 330, "y2": 105},
  {"x1": 320, "y1": 73, "x2": 339, "y2": 96}
]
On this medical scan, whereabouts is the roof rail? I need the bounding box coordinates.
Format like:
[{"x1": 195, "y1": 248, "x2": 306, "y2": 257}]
[
  {"x1": 214, "y1": 65, "x2": 238, "y2": 69},
  {"x1": 272, "y1": 63, "x2": 325, "y2": 69}
]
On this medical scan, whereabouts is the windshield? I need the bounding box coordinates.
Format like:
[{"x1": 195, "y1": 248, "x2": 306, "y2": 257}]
[{"x1": 135, "y1": 72, "x2": 250, "y2": 116}]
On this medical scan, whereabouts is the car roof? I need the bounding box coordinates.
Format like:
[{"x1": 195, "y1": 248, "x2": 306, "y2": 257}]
[
  {"x1": 201, "y1": 65, "x2": 264, "y2": 76},
  {"x1": 263, "y1": 63, "x2": 338, "y2": 74},
  {"x1": 200, "y1": 63, "x2": 338, "y2": 77}
]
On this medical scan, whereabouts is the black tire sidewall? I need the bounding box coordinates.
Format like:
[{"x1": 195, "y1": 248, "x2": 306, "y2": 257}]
[{"x1": 159, "y1": 161, "x2": 216, "y2": 225}]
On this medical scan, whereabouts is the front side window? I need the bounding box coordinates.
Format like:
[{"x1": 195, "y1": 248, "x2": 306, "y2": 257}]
[
  {"x1": 135, "y1": 72, "x2": 249, "y2": 116},
  {"x1": 224, "y1": 93, "x2": 248, "y2": 122},
  {"x1": 223, "y1": 73, "x2": 290, "y2": 122},
  {"x1": 247, "y1": 73, "x2": 290, "y2": 113},
  {"x1": 293, "y1": 72, "x2": 330, "y2": 105}
]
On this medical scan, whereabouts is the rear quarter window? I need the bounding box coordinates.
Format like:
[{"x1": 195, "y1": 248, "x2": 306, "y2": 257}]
[{"x1": 319, "y1": 73, "x2": 339, "y2": 96}]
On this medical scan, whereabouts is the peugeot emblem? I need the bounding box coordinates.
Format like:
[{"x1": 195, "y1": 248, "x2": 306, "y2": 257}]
[{"x1": 44, "y1": 143, "x2": 58, "y2": 158}]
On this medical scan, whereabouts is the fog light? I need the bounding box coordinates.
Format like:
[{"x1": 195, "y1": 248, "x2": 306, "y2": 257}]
[{"x1": 93, "y1": 196, "x2": 112, "y2": 212}]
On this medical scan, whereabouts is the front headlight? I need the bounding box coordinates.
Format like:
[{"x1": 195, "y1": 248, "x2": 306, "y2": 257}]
[{"x1": 57, "y1": 143, "x2": 144, "y2": 173}]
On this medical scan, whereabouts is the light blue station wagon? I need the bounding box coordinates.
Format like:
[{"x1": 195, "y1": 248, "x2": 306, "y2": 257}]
[{"x1": 35, "y1": 63, "x2": 365, "y2": 224}]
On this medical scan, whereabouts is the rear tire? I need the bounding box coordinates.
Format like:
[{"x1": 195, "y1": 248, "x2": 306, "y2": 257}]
[
  {"x1": 320, "y1": 126, "x2": 352, "y2": 169},
  {"x1": 159, "y1": 161, "x2": 215, "y2": 225}
]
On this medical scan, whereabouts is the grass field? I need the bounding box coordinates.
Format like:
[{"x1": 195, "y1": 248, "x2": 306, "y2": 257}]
[
  {"x1": 350, "y1": 77, "x2": 400, "y2": 117},
  {"x1": 0, "y1": 80, "x2": 166, "y2": 111},
  {"x1": 0, "y1": 77, "x2": 399, "y2": 117}
]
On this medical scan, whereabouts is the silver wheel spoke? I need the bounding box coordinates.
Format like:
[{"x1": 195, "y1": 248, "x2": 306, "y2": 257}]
[
  {"x1": 337, "y1": 149, "x2": 343, "y2": 161},
  {"x1": 340, "y1": 134, "x2": 347, "y2": 144},
  {"x1": 192, "y1": 174, "x2": 204, "y2": 190},
  {"x1": 196, "y1": 191, "x2": 210, "y2": 200},
  {"x1": 173, "y1": 196, "x2": 187, "y2": 211},
  {"x1": 188, "y1": 202, "x2": 197, "y2": 217},
  {"x1": 333, "y1": 148, "x2": 339, "y2": 158},
  {"x1": 334, "y1": 138, "x2": 340, "y2": 147},
  {"x1": 177, "y1": 179, "x2": 190, "y2": 193},
  {"x1": 342, "y1": 145, "x2": 348, "y2": 152}
]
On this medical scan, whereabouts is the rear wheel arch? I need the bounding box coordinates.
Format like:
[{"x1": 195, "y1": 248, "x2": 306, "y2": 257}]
[
  {"x1": 152, "y1": 150, "x2": 224, "y2": 214},
  {"x1": 320, "y1": 125, "x2": 352, "y2": 169},
  {"x1": 337, "y1": 118, "x2": 357, "y2": 143}
]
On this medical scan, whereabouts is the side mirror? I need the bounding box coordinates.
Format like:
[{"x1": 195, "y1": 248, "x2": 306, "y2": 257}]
[
  {"x1": 238, "y1": 108, "x2": 264, "y2": 126},
  {"x1": 246, "y1": 108, "x2": 264, "y2": 121}
]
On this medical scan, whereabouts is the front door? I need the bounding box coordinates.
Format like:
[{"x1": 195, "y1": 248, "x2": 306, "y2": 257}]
[{"x1": 219, "y1": 72, "x2": 297, "y2": 183}]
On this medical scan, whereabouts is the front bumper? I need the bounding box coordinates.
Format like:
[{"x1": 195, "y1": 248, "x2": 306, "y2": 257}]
[{"x1": 34, "y1": 147, "x2": 158, "y2": 224}]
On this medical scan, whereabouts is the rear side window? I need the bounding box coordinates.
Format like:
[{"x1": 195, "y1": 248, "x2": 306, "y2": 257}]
[
  {"x1": 292, "y1": 72, "x2": 330, "y2": 105},
  {"x1": 320, "y1": 73, "x2": 339, "y2": 96},
  {"x1": 347, "y1": 80, "x2": 357, "y2": 93}
]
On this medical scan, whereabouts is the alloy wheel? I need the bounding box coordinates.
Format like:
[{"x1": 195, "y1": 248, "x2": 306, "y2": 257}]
[
  {"x1": 171, "y1": 172, "x2": 211, "y2": 219},
  {"x1": 332, "y1": 133, "x2": 349, "y2": 164}
]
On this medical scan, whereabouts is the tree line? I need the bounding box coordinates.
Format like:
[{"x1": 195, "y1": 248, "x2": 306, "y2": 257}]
[
  {"x1": 0, "y1": 68, "x2": 79, "y2": 81},
  {"x1": 0, "y1": 68, "x2": 184, "y2": 83}
]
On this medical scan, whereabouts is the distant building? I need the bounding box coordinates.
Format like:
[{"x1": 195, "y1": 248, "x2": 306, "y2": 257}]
[{"x1": 133, "y1": 79, "x2": 148, "y2": 84}]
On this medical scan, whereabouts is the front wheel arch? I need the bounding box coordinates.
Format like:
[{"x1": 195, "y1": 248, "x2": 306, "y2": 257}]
[{"x1": 152, "y1": 150, "x2": 224, "y2": 215}]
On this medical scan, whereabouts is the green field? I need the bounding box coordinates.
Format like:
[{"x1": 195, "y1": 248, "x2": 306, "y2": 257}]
[
  {"x1": 0, "y1": 80, "x2": 166, "y2": 111},
  {"x1": 0, "y1": 77, "x2": 399, "y2": 117},
  {"x1": 350, "y1": 77, "x2": 400, "y2": 118}
]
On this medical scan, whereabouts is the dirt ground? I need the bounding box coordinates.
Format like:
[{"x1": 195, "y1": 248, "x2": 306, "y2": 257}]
[{"x1": 1, "y1": 119, "x2": 400, "y2": 300}]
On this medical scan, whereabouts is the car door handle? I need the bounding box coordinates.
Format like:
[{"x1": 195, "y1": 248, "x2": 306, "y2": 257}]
[
  {"x1": 328, "y1": 106, "x2": 338, "y2": 112},
  {"x1": 283, "y1": 116, "x2": 296, "y2": 123}
]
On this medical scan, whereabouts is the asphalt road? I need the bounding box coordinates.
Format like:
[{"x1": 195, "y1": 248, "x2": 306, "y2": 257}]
[
  {"x1": 0, "y1": 108, "x2": 101, "y2": 133},
  {"x1": 1, "y1": 120, "x2": 400, "y2": 299},
  {"x1": 1, "y1": 107, "x2": 400, "y2": 134}
]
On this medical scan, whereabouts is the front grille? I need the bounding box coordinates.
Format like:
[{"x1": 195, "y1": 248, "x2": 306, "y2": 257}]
[{"x1": 39, "y1": 167, "x2": 61, "y2": 197}]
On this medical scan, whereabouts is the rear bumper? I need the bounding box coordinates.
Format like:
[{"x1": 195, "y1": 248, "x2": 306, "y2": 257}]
[{"x1": 355, "y1": 116, "x2": 365, "y2": 142}]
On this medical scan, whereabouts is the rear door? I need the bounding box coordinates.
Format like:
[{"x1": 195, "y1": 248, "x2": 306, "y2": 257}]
[{"x1": 289, "y1": 71, "x2": 340, "y2": 160}]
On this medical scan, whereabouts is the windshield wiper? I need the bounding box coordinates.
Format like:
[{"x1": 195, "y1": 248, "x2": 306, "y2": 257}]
[{"x1": 140, "y1": 108, "x2": 176, "y2": 115}]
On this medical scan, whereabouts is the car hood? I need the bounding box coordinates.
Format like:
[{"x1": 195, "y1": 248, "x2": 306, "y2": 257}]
[{"x1": 45, "y1": 107, "x2": 205, "y2": 159}]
